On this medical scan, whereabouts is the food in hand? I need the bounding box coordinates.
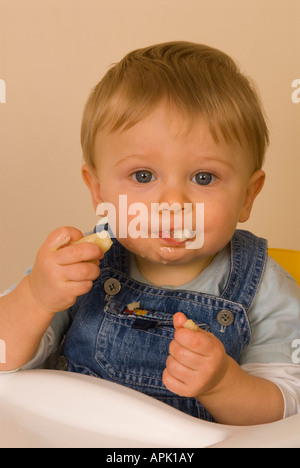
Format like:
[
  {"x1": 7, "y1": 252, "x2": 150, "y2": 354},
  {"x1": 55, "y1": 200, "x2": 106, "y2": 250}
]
[
  {"x1": 72, "y1": 232, "x2": 112, "y2": 253},
  {"x1": 183, "y1": 319, "x2": 200, "y2": 332},
  {"x1": 52, "y1": 231, "x2": 112, "y2": 253}
]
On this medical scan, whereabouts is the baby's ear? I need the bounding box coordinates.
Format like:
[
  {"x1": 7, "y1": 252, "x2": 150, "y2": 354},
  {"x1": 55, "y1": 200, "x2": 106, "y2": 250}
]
[
  {"x1": 81, "y1": 164, "x2": 103, "y2": 210},
  {"x1": 239, "y1": 170, "x2": 265, "y2": 223}
]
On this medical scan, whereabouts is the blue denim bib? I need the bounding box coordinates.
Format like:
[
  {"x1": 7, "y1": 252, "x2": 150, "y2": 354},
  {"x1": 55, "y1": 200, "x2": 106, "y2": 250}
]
[{"x1": 61, "y1": 230, "x2": 267, "y2": 421}]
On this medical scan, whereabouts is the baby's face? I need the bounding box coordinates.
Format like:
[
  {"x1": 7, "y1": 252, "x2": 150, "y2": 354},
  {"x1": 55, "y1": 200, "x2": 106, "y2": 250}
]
[{"x1": 86, "y1": 102, "x2": 264, "y2": 268}]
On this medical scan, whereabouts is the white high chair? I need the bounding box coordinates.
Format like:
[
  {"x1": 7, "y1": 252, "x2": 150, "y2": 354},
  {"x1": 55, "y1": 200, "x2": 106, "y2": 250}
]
[
  {"x1": 0, "y1": 248, "x2": 299, "y2": 448},
  {"x1": 1, "y1": 369, "x2": 300, "y2": 448}
]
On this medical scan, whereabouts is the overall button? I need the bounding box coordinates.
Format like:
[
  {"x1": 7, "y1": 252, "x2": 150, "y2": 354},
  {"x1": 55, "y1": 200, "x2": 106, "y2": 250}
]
[
  {"x1": 217, "y1": 310, "x2": 234, "y2": 327},
  {"x1": 57, "y1": 355, "x2": 68, "y2": 371},
  {"x1": 104, "y1": 278, "x2": 121, "y2": 296}
]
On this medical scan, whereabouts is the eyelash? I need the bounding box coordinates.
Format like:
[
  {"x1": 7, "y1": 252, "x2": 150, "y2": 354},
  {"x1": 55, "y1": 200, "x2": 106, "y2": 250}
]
[
  {"x1": 131, "y1": 170, "x2": 217, "y2": 186},
  {"x1": 131, "y1": 170, "x2": 156, "y2": 184},
  {"x1": 191, "y1": 172, "x2": 217, "y2": 186}
]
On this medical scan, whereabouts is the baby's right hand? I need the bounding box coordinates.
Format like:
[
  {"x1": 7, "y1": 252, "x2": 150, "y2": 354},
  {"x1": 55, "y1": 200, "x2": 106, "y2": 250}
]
[{"x1": 27, "y1": 227, "x2": 104, "y2": 315}]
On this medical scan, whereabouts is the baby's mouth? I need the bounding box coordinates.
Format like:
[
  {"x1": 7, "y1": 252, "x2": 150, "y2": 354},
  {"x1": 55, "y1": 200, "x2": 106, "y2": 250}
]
[{"x1": 159, "y1": 229, "x2": 196, "y2": 243}]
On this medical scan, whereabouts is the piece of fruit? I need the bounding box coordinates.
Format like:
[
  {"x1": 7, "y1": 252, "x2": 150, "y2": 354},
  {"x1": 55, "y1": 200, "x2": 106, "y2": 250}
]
[
  {"x1": 183, "y1": 319, "x2": 200, "y2": 332},
  {"x1": 52, "y1": 231, "x2": 113, "y2": 253},
  {"x1": 72, "y1": 232, "x2": 112, "y2": 253}
]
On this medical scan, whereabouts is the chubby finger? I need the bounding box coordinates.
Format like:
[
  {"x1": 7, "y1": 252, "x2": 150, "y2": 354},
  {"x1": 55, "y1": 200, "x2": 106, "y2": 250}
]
[
  {"x1": 173, "y1": 312, "x2": 213, "y2": 356},
  {"x1": 174, "y1": 326, "x2": 216, "y2": 357},
  {"x1": 63, "y1": 279, "x2": 96, "y2": 299},
  {"x1": 173, "y1": 312, "x2": 188, "y2": 329},
  {"x1": 61, "y1": 261, "x2": 100, "y2": 282},
  {"x1": 173, "y1": 312, "x2": 200, "y2": 332},
  {"x1": 162, "y1": 368, "x2": 195, "y2": 398},
  {"x1": 165, "y1": 354, "x2": 195, "y2": 380},
  {"x1": 45, "y1": 227, "x2": 84, "y2": 251},
  {"x1": 55, "y1": 242, "x2": 104, "y2": 266},
  {"x1": 169, "y1": 338, "x2": 203, "y2": 370}
]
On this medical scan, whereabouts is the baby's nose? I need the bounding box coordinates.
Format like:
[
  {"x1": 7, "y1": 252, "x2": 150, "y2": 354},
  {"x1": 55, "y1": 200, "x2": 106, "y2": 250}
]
[
  {"x1": 153, "y1": 189, "x2": 193, "y2": 228},
  {"x1": 158, "y1": 201, "x2": 183, "y2": 214},
  {"x1": 157, "y1": 184, "x2": 189, "y2": 209}
]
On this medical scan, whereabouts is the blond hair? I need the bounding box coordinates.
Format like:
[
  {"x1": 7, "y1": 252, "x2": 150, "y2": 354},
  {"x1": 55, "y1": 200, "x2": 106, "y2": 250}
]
[{"x1": 81, "y1": 41, "x2": 269, "y2": 170}]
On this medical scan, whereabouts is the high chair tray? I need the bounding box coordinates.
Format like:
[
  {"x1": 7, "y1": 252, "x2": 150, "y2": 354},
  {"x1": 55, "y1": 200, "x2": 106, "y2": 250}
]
[{"x1": 0, "y1": 369, "x2": 299, "y2": 448}]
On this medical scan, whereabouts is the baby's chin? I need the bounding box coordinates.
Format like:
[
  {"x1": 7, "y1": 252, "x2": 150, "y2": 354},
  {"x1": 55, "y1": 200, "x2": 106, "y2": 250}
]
[{"x1": 119, "y1": 236, "x2": 203, "y2": 266}]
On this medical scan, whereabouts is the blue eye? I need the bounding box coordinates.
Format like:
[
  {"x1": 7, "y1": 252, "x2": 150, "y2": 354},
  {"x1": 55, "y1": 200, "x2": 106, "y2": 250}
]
[
  {"x1": 192, "y1": 172, "x2": 216, "y2": 186},
  {"x1": 132, "y1": 170, "x2": 155, "y2": 184}
]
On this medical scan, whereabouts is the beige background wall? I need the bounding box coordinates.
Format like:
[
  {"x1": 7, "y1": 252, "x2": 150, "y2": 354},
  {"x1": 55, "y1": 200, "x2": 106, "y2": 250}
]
[{"x1": 0, "y1": 0, "x2": 299, "y2": 291}]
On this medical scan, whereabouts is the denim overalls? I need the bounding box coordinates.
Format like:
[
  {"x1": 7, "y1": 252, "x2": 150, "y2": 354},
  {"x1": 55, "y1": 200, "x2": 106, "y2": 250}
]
[{"x1": 61, "y1": 229, "x2": 267, "y2": 421}]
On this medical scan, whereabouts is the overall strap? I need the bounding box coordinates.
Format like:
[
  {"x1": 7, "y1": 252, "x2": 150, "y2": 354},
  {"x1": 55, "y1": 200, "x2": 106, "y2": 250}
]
[
  {"x1": 99, "y1": 235, "x2": 130, "y2": 276},
  {"x1": 98, "y1": 226, "x2": 268, "y2": 312},
  {"x1": 221, "y1": 230, "x2": 268, "y2": 310}
]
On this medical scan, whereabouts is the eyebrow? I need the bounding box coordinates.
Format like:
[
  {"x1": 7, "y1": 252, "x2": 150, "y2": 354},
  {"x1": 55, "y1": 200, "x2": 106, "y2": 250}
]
[
  {"x1": 112, "y1": 153, "x2": 156, "y2": 167},
  {"x1": 200, "y1": 156, "x2": 236, "y2": 170},
  {"x1": 113, "y1": 152, "x2": 236, "y2": 171}
]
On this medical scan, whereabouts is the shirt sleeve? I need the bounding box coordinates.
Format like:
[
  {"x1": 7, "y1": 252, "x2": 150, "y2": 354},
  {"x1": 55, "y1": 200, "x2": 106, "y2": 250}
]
[
  {"x1": 239, "y1": 256, "x2": 300, "y2": 417},
  {"x1": 21, "y1": 309, "x2": 70, "y2": 370},
  {"x1": 0, "y1": 269, "x2": 70, "y2": 371},
  {"x1": 239, "y1": 255, "x2": 300, "y2": 365},
  {"x1": 242, "y1": 362, "x2": 300, "y2": 419}
]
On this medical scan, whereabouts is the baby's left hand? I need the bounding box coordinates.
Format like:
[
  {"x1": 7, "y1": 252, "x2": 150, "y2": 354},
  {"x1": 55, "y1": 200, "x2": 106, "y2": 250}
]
[{"x1": 162, "y1": 312, "x2": 229, "y2": 399}]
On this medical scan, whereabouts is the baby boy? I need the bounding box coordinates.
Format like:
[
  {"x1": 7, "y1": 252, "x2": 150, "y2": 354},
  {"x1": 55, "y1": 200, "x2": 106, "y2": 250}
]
[{"x1": 1, "y1": 41, "x2": 300, "y2": 425}]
